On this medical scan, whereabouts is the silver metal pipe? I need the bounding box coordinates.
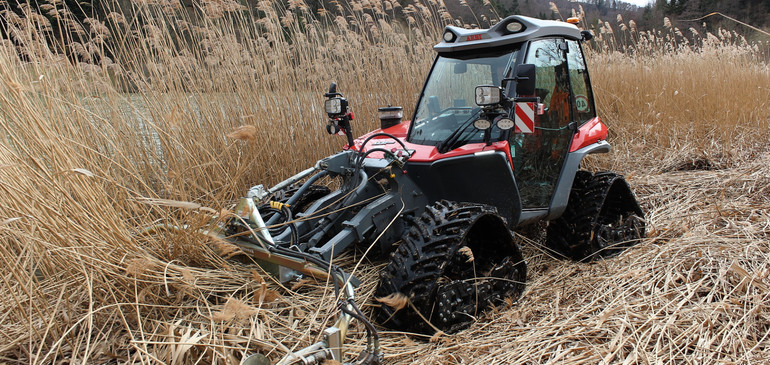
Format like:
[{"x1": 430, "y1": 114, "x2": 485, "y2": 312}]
[
  {"x1": 246, "y1": 198, "x2": 274, "y2": 245},
  {"x1": 247, "y1": 166, "x2": 318, "y2": 201},
  {"x1": 269, "y1": 166, "x2": 318, "y2": 196},
  {"x1": 276, "y1": 340, "x2": 329, "y2": 365}
]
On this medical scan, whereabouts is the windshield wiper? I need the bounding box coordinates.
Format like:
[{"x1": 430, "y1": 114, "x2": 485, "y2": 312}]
[{"x1": 436, "y1": 109, "x2": 482, "y2": 154}]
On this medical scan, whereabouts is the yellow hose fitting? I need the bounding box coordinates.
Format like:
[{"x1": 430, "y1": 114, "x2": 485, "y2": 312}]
[{"x1": 270, "y1": 201, "x2": 290, "y2": 209}]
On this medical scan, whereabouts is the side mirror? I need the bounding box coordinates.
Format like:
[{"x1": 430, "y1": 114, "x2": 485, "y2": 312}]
[{"x1": 514, "y1": 64, "x2": 536, "y2": 96}]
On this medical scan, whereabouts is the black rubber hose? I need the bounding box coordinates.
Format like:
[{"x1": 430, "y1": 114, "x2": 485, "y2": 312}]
[
  {"x1": 356, "y1": 148, "x2": 401, "y2": 166},
  {"x1": 252, "y1": 237, "x2": 380, "y2": 350},
  {"x1": 352, "y1": 147, "x2": 396, "y2": 188},
  {"x1": 339, "y1": 302, "x2": 377, "y2": 346},
  {"x1": 281, "y1": 205, "x2": 299, "y2": 246},
  {"x1": 265, "y1": 171, "x2": 329, "y2": 226},
  {"x1": 358, "y1": 132, "x2": 409, "y2": 153},
  {"x1": 259, "y1": 206, "x2": 290, "y2": 235},
  {"x1": 352, "y1": 132, "x2": 408, "y2": 189},
  {"x1": 291, "y1": 169, "x2": 366, "y2": 243},
  {"x1": 344, "y1": 168, "x2": 369, "y2": 201},
  {"x1": 348, "y1": 298, "x2": 379, "y2": 342}
]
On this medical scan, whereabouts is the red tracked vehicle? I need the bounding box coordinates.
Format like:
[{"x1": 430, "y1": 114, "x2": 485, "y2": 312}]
[{"x1": 222, "y1": 15, "x2": 645, "y2": 365}]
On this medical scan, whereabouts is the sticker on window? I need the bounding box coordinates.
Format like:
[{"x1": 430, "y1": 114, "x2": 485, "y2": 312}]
[{"x1": 575, "y1": 95, "x2": 590, "y2": 112}]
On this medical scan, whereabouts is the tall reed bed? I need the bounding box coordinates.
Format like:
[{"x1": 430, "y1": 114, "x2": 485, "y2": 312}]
[
  {"x1": 0, "y1": 0, "x2": 452, "y2": 362},
  {"x1": 0, "y1": 0, "x2": 769, "y2": 363},
  {"x1": 581, "y1": 11, "x2": 770, "y2": 172}
]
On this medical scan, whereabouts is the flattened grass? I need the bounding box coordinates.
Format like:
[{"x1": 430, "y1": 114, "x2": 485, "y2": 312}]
[{"x1": 1, "y1": 1, "x2": 769, "y2": 363}]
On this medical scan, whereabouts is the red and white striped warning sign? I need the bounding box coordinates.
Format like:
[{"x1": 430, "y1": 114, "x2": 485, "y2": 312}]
[{"x1": 514, "y1": 102, "x2": 535, "y2": 134}]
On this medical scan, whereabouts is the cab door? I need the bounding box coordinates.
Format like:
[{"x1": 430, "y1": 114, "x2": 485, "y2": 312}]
[
  {"x1": 512, "y1": 38, "x2": 574, "y2": 208},
  {"x1": 565, "y1": 39, "x2": 597, "y2": 126}
]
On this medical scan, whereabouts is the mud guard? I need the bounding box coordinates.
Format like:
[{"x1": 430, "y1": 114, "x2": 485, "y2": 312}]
[{"x1": 548, "y1": 140, "x2": 610, "y2": 220}]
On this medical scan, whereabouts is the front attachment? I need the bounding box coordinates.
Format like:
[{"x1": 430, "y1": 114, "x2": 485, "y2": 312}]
[
  {"x1": 546, "y1": 171, "x2": 646, "y2": 261},
  {"x1": 375, "y1": 200, "x2": 527, "y2": 334}
]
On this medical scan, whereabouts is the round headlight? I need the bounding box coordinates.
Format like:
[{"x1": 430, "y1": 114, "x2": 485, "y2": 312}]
[
  {"x1": 473, "y1": 119, "x2": 492, "y2": 130},
  {"x1": 497, "y1": 118, "x2": 515, "y2": 130},
  {"x1": 506, "y1": 21, "x2": 524, "y2": 33},
  {"x1": 443, "y1": 31, "x2": 456, "y2": 42}
]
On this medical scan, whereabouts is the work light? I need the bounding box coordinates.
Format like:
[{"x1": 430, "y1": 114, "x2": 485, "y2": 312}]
[
  {"x1": 497, "y1": 118, "x2": 515, "y2": 130},
  {"x1": 325, "y1": 98, "x2": 343, "y2": 115},
  {"x1": 475, "y1": 86, "x2": 503, "y2": 106},
  {"x1": 473, "y1": 118, "x2": 492, "y2": 130}
]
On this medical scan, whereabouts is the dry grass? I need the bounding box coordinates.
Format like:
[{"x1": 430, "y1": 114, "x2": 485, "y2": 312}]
[
  {"x1": 1, "y1": 0, "x2": 770, "y2": 363},
  {"x1": 380, "y1": 153, "x2": 770, "y2": 363},
  {"x1": 587, "y1": 15, "x2": 770, "y2": 174}
]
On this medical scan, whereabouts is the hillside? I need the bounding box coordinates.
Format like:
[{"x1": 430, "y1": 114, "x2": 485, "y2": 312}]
[{"x1": 4, "y1": 0, "x2": 769, "y2": 42}]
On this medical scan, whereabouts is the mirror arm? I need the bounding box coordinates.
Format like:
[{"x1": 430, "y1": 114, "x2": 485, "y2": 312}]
[
  {"x1": 513, "y1": 97, "x2": 539, "y2": 103},
  {"x1": 501, "y1": 76, "x2": 529, "y2": 88}
]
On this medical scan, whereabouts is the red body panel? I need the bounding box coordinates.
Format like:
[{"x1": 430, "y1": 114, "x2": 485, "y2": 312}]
[
  {"x1": 351, "y1": 121, "x2": 514, "y2": 164},
  {"x1": 569, "y1": 117, "x2": 608, "y2": 152}
]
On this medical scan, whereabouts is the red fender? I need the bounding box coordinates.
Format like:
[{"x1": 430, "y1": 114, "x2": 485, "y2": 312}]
[{"x1": 569, "y1": 117, "x2": 608, "y2": 152}]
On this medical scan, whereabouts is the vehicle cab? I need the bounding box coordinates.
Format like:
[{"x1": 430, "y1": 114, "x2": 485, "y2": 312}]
[
  {"x1": 349, "y1": 16, "x2": 607, "y2": 227},
  {"x1": 402, "y1": 16, "x2": 605, "y2": 226}
]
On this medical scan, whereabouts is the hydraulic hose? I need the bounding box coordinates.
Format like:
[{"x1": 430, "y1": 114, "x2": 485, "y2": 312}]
[
  {"x1": 339, "y1": 301, "x2": 378, "y2": 353},
  {"x1": 352, "y1": 147, "x2": 396, "y2": 188},
  {"x1": 271, "y1": 239, "x2": 380, "y2": 356},
  {"x1": 356, "y1": 148, "x2": 401, "y2": 164},
  {"x1": 358, "y1": 132, "x2": 409, "y2": 153},
  {"x1": 256, "y1": 206, "x2": 299, "y2": 246},
  {"x1": 281, "y1": 205, "x2": 299, "y2": 246},
  {"x1": 352, "y1": 132, "x2": 411, "y2": 189},
  {"x1": 260, "y1": 207, "x2": 289, "y2": 233},
  {"x1": 265, "y1": 170, "x2": 329, "y2": 226},
  {"x1": 301, "y1": 169, "x2": 368, "y2": 243},
  {"x1": 348, "y1": 298, "x2": 379, "y2": 344}
]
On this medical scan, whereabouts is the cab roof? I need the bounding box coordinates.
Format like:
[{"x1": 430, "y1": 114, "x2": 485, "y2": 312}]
[{"x1": 434, "y1": 15, "x2": 582, "y2": 53}]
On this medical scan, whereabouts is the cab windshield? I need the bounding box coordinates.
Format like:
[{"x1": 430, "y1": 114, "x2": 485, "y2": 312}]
[{"x1": 408, "y1": 46, "x2": 521, "y2": 146}]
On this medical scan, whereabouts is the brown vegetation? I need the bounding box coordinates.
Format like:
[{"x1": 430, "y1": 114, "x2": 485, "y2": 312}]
[{"x1": 1, "y1": 0, "x2": 769, "y2": 363}]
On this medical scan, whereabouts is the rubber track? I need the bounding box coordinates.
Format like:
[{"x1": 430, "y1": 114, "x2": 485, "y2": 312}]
[
  {"x1": 376, "y1": 200, "x2": 526, "y2": 334},
  {"x1": 546, "y1": 171, "x2": 645, "y2": 261}
]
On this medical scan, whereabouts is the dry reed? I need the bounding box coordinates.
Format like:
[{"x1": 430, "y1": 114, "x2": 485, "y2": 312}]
[{"x1": 1, "y1": 0, "x2": 769, "y2": 363}]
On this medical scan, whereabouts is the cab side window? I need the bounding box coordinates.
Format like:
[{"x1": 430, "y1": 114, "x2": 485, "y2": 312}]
[
  {"x1": 511, "y1": 38, "x2": 573, "y2": 208},
  {"x1": 566, "y1": 40, "x2": 596, "y2": 125},
  {"x1": 528, "y1": 39, "x2": 572, "y2": 130}
]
